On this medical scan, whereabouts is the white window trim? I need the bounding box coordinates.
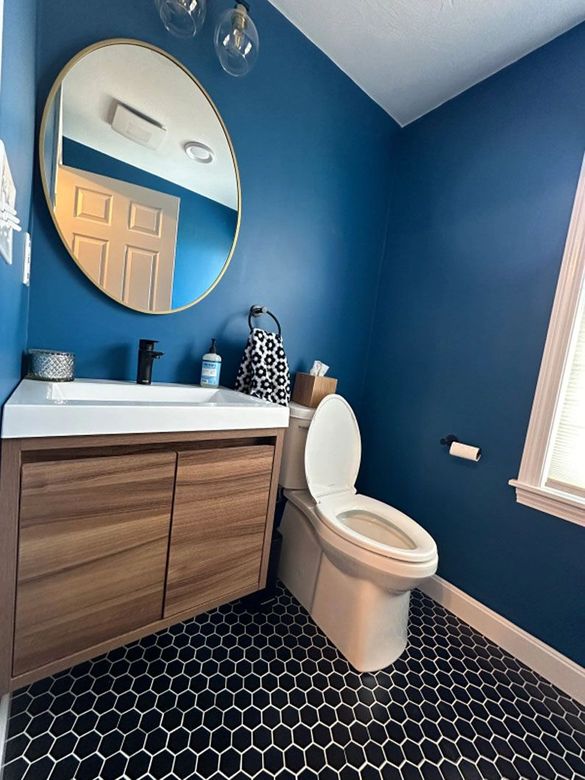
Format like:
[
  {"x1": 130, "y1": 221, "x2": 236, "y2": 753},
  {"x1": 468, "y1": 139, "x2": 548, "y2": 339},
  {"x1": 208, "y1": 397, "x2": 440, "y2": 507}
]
[{"x1": 510, "y1": 154, "x2": 585, "y2": 527}]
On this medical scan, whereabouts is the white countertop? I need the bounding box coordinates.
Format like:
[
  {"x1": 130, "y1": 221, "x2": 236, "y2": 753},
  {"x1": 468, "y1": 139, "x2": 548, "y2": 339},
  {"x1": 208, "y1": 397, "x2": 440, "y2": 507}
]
[{"x1": 2, "y1": 378, "x2": 290, "y2": 439}]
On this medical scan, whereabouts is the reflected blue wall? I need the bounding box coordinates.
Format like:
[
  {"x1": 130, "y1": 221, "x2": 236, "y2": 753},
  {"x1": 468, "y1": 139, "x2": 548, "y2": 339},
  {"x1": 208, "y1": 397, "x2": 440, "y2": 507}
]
[
  {"x1": 28, "y1": 0, "x2": 399, "y2": 405},
  {"x1": 359, "y1": 23, "x2": 585, "y2": 665},
  {"x1": 62, "y1": 139, "x2": 238, "y2": 309},
  {"x1": 0, "y1": 0, "x2": 37, "y2": 407}
]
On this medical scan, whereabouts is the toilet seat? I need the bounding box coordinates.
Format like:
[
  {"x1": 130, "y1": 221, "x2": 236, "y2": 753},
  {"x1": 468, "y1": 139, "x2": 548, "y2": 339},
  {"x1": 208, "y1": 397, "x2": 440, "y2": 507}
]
[
  {"x1": 304, "y1": 395, "x2": 437, "y2": 564},
  {"x1": 304, "y1": 394, "x2": 361, "y2": 500},
  {"x1": 317, "y1": 492, "x2": 437, "y2": 563}
]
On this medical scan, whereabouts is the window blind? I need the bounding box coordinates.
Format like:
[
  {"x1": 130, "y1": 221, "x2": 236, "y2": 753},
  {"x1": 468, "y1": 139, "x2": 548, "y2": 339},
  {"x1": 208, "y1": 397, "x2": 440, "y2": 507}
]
[{"x1": 546, "y1": 281, "x2": 585, "y2": 496}]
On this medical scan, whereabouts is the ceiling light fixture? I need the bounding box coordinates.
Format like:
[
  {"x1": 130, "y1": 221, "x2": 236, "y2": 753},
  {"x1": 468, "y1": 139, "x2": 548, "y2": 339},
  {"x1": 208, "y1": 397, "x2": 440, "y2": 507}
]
[
  {"x1": 154, "y1": 0, "x2": 259, "y2": 77},
  {"x1": 154, "y1": 0, "x2": 207, "y2": 39},
  {"x1": 184, "y1": 141, "x2": 215, "y2": 163},
  {"x1": 214, "y1": 2, "x2": 259, "y2": 78}
]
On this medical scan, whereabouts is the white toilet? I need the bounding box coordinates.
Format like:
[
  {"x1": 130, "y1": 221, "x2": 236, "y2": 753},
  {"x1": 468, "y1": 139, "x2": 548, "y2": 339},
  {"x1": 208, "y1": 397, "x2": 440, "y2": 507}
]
[{"x1": 278, "y1": 394, "x2": 438, "y2": 672}]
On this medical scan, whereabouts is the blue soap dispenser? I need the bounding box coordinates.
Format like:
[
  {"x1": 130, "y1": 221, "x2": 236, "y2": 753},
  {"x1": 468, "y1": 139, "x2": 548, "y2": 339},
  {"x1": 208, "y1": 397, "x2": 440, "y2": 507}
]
[{"x1": 201, "y1": 338, "x2": 222, "y2": 387}]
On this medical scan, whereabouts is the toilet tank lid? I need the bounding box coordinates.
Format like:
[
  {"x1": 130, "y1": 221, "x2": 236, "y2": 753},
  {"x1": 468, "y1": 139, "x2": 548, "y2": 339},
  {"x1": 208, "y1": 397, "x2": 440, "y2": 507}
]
[{"x1": 288, "y1": 401, "x2": 316, "y2": 421}]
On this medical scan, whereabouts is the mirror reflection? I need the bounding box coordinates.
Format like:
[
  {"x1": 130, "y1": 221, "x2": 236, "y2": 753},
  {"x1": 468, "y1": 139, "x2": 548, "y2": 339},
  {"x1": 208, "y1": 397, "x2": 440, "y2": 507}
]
[{"x1": 40, "y1": 40, "x2": 240, "y2": 314}]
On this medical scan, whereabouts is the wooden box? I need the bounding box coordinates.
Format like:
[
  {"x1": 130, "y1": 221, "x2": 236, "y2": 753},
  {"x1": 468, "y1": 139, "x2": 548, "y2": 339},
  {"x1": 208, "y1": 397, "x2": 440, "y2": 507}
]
[{"x1": 292, "y1": 372, "x2": 338, "y2": 408}]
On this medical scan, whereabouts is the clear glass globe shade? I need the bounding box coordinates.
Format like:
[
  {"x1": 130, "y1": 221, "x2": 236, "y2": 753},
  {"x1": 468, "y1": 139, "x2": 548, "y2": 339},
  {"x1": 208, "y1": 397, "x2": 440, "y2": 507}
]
[
  {"x1": 214, "y1": 4, "x2": 259, "y2": 77},
  {"x1": 155, "y1": 0, "x2": 207, "y2": 38}
]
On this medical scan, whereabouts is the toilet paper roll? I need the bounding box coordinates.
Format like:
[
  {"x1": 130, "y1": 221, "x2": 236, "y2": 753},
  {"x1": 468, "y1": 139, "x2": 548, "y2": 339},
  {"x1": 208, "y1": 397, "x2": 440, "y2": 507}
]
[{"x1": 449, "y1": 441, "x2": 481, "y2": 462}]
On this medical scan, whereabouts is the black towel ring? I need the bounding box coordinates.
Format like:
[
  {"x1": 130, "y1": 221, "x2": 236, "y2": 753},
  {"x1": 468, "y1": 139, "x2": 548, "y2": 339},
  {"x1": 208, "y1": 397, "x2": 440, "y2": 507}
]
[{"x1": 248, "y1": 305, "x2": 282, "y2": 337}]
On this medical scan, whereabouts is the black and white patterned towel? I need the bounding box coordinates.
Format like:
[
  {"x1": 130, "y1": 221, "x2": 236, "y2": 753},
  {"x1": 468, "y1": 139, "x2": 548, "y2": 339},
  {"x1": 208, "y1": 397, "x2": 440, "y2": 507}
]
[{"x1": 235, "y1": 328, "x2": 290, "y2": 406}]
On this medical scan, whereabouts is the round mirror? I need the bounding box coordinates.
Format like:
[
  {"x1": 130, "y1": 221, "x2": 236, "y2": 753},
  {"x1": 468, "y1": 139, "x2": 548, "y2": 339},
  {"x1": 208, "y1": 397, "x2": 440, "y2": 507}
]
[{"x1": 39, "y1": 39, "x2": 240, "y2": 314}]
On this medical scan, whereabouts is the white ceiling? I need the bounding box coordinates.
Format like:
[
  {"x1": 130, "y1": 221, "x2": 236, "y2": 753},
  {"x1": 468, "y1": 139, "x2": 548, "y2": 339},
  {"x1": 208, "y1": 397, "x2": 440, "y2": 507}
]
[
  {"x1": 62, "y1": 44, "x2": 238, "y2": 209},
  {"x1": 269, "y1": 0, "x2": 585, "y2": 126}
]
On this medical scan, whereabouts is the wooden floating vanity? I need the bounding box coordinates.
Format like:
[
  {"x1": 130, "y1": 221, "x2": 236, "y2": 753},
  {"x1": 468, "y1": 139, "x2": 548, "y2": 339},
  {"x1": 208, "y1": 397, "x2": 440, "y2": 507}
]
[{"x1": 0, "y1": 427, "x2": 285, "y2": 694}]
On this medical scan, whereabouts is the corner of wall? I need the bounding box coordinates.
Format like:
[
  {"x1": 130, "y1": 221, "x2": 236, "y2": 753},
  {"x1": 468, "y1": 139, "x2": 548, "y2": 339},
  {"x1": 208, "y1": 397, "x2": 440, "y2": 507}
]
[{"x1": 357, "y1": 128, "x2": 404, "y2": 416}]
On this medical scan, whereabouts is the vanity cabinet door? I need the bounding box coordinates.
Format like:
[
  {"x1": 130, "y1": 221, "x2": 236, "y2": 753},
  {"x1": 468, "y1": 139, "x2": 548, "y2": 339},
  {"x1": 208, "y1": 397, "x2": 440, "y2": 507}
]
[
  {"x1": 165, "y1": 446, "x2": 274, "y2": 617},
  {"x1": 13, "y1": 452, "x2": 176, "y2": 676}
]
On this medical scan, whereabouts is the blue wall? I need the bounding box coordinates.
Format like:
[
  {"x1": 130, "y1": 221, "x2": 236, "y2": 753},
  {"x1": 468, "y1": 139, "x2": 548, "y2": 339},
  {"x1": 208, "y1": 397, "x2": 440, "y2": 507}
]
[
  {"x1": 0, "y1": 0, "x2": 37, "y2": 407},
  {"x1": 28, "y1": 0, "x2": 399, "y2": 405},
  {"x1": 62, "y1": 139, "x2": 238, "y2": 310},
  {"x1": 359, "y1": 23, "x2": 585, "y2": 665}
]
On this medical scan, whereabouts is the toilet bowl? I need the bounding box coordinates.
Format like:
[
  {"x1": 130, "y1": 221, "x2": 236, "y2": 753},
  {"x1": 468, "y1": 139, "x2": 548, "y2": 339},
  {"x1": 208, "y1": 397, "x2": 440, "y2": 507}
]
[{"x1": 278, "y1": 394, "x2": 438, "y2": 672}]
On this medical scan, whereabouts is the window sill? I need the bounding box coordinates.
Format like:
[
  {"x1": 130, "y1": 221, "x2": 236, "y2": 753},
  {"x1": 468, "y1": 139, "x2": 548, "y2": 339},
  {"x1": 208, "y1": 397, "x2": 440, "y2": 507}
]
[{"x1": 509, "y1": 480, "x2": 585, "y2": 527}]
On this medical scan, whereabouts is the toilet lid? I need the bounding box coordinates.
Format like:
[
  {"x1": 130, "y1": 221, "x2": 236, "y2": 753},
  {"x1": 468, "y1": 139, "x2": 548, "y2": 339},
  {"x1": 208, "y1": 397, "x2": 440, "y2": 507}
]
[{"x1": 305, "y1": 394, "x2": 361, "y2": 500}]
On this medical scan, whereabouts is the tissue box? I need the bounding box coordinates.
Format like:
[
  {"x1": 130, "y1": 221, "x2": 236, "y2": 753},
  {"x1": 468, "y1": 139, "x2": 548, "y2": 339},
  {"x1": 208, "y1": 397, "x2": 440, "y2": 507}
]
[{"x1": 292, "y1": 372, "x2": 338, "y2": 408}]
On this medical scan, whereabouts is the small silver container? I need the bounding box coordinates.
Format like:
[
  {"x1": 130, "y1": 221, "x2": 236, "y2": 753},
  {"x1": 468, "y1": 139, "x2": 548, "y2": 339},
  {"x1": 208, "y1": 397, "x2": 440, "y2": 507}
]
[{"x1": 28, "y1": 349, "x2": 75, "y2": 382}]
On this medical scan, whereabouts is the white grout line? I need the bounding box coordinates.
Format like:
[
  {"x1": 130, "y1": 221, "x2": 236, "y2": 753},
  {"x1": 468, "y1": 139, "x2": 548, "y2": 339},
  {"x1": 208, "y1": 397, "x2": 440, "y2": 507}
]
[{"x1": 419, "y1": 574, "x2": 585, "y2": 706}]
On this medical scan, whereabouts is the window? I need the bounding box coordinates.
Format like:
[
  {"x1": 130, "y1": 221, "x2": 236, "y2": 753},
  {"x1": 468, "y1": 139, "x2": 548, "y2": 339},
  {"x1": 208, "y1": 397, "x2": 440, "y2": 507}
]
[{"x1": 510, "y1": 156, "x2": 585, "y2": 526}]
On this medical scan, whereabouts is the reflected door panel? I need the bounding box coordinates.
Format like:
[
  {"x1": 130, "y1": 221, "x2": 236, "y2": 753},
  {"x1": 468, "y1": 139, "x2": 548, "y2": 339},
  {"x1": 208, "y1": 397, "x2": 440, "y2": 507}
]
[
  {"x1": 55, "y1": 165, "x2": 179, "y2": 312},
  {"x1": 123, "y1": 246, "x2": 161, "y2": 311}
]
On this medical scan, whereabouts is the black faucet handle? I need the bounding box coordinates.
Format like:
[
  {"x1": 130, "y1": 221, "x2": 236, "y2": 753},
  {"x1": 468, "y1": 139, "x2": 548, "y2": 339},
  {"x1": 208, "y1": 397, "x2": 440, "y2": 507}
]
[
  {"x1": 139, "y1": 339, "x2": 159, "y2": 351},
  {"x1": 152, "y1": 350, "x2": 164, "y2": 359}
]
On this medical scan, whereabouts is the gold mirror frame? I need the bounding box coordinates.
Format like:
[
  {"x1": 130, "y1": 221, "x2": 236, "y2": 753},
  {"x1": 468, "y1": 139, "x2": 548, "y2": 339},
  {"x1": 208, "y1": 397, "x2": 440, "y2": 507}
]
[{"x1": 39, "y1": 38, "x2": 242, "y2": 315}]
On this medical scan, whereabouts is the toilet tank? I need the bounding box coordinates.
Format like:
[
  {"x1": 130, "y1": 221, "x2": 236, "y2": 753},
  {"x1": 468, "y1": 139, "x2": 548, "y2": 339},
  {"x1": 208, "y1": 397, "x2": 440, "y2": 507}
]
[{"x1": 279, "y1": 402, "x2": 315, "y2": 489}]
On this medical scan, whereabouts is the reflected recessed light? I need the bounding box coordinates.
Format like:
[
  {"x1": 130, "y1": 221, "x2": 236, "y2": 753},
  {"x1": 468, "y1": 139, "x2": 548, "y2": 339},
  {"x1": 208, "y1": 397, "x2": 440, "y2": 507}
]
[{"x1": 184, "y1": 141, "x2": 214, "y2": 164}]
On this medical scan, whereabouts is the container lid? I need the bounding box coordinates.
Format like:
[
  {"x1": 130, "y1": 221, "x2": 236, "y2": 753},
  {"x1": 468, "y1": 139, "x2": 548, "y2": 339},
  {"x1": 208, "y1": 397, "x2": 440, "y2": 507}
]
[
  {"x1": 305, "y1": 394, "x2": 361, "y2": 500},
  {"x1": 288, "y1": 401, "x2": 316, "y2": 421}
]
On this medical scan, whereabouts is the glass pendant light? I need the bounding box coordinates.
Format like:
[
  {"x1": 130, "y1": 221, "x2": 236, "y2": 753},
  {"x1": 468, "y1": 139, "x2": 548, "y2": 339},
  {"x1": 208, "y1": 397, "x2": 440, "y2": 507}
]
[
  {"x1": 214, "y1": 2, "x2": 259, "y2": 77},
  {"x1": 155, "y1": 0, "x2": 207, "y2": 38}
]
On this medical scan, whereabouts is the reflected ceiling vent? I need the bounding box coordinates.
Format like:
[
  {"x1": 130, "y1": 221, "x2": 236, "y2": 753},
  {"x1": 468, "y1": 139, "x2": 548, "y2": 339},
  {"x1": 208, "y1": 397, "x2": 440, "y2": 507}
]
[{"x1": 110, "y1": 101, "x2": 167, "y2": 150}]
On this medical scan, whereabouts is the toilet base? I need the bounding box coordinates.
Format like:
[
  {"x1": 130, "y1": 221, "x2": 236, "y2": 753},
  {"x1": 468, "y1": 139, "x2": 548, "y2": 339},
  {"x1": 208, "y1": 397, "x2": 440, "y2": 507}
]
[
  {"x1": 279, "y1": 501, "x2": 411, "y2": 672},
  {"x1": 311, "y1": 555, "x2": 410, "y2": 672}
]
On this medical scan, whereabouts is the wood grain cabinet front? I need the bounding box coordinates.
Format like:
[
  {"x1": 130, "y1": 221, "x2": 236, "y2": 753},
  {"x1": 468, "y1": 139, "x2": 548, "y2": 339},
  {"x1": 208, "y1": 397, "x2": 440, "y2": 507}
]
[
  {"x1": 13, "y1": 452, "x2": 177, "y2": 675},
  {"x1": 0, "y1": 428, "x2": 284, "y2": 692},
  {"x1": 164, "y1": 445, "x2": 275, "y2": 617}
]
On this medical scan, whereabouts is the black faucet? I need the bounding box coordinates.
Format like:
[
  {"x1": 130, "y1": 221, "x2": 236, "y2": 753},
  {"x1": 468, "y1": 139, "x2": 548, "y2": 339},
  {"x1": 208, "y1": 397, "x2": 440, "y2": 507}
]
[{"x1": 136, "y1": 339, "x2": 164, "y2": 385}]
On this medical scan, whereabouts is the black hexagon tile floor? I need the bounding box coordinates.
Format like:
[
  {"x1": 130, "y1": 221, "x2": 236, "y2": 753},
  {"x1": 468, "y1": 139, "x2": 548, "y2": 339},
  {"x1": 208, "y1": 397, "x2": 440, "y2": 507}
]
[{"x1": 4, "y1": 586, "x2": 585, "y2": 780}]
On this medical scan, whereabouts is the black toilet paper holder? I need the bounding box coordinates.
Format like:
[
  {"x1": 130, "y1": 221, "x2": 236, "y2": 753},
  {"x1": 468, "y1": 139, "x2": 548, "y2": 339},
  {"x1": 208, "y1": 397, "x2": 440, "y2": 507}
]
[{"x1": 440, "y1": 434, "x2": 459, "y2": 447}]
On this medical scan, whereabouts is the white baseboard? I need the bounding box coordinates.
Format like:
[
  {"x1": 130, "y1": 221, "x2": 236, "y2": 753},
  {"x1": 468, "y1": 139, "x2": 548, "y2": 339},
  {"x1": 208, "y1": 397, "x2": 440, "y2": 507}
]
[
  {"x1": 0, "y1": 693, "x2": 10, "y2": 778},
  {"x1": 418, "y1": 575, "x2": 585, "y2": 707}
]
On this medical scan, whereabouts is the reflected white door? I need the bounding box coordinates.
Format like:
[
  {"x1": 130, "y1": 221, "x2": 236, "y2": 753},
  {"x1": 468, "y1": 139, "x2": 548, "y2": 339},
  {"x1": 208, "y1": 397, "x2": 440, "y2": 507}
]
[{"x1": 55, "y1": 165, "x2": 180, "y2": 311}]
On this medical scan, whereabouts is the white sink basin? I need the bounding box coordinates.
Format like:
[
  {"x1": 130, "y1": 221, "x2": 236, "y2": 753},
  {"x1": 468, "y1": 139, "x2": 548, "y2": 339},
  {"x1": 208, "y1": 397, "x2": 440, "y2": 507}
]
[
  {"x1": 50, "y1": 381, "x2": 223, "y2": 404},
  {"x1": 2, "y1": 379, "x2": 289, "y2": 438}
]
